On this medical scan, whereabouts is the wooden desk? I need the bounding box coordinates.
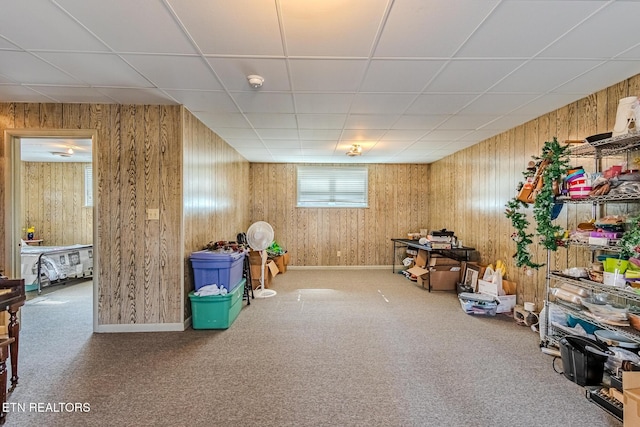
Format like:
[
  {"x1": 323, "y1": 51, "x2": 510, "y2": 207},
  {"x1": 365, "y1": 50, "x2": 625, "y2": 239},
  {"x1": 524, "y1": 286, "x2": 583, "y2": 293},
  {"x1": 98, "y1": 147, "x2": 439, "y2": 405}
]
[{"x1": 391, "y1": 238, "x2": 475, "y2": 291}]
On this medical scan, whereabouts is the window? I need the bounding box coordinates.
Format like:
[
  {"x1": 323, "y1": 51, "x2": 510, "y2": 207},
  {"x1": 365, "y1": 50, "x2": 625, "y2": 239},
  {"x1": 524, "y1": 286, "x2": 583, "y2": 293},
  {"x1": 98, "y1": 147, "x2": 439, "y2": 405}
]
[
  {"x1": 297, "y1": 165, "x2": 368, "y2": 208},
  {"x1": 84, "y1": 165, "x2": 93, "y2": 207}
]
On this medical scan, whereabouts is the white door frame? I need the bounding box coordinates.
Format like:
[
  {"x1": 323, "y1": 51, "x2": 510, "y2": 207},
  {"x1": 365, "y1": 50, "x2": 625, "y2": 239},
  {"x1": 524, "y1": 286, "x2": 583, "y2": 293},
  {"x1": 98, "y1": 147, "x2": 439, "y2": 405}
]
[{"x1": 4, "y1": 129, "x2": 99, "y2": 332}]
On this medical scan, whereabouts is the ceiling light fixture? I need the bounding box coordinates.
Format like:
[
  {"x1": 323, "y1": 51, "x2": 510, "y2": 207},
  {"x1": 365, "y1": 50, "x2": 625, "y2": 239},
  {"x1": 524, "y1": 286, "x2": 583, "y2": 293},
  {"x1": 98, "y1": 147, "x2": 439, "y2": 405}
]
[
  {"x1": 247, "y1": 74, "x2": 264, "y2": 88},
  {"x1": 346, "y1": 144, "x2": 362, "y2": 156}
]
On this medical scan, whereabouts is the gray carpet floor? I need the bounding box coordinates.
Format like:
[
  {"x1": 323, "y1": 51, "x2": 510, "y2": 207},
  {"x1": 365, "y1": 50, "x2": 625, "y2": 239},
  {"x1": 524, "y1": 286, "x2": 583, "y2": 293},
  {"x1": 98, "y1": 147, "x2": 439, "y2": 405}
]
[{"x1": 5, "y1": 269, "x2": 622, "y2": 426}]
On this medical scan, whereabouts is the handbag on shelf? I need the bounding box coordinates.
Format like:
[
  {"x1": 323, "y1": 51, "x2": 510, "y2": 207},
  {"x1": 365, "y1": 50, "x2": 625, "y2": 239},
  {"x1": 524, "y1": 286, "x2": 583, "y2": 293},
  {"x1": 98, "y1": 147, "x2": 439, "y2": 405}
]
[{"x1": 517, "y1": 158, "x2": 550, "y2": 203}]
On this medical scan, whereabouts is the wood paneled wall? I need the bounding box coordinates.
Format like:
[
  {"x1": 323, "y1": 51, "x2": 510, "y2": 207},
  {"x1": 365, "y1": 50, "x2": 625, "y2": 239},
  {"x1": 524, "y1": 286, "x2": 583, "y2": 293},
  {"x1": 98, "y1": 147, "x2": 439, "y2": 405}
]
[
  {"x1": 0, "y1": 103, "x2": 184, "y2": 327},
  {"x1": 248, "y1": 163, "x2": 429, "y2": 266},
  {"x1": 182, "y1": 109, "x2": 250, "y2": 317},
  {"x1": 22, "y1": 162, "x2": 93, "y2": 246},
  {"x1": 428, "y1": 73, "x2": 640, "y2": 307}
]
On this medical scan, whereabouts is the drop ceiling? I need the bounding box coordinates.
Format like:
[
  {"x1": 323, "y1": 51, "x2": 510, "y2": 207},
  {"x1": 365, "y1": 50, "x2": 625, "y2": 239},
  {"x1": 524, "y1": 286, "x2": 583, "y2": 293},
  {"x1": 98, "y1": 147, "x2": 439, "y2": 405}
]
[{"x1": 2, "y1": 0, "x2": 640, "y2": 164}]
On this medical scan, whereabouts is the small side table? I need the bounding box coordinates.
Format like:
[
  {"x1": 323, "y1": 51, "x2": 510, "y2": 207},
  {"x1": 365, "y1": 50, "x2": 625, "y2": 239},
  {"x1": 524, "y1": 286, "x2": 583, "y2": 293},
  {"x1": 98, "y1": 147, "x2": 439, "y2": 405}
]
[{"x1": 24, "y1": 239, "x2": 43, "y2": 246}]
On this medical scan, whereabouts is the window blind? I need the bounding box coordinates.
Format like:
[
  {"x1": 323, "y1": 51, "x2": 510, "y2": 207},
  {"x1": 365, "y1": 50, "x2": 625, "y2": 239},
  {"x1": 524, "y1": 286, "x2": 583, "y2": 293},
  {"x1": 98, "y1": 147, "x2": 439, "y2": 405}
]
[{"x1": 296, "y1": 166, "x2": 368, "y2": 208}]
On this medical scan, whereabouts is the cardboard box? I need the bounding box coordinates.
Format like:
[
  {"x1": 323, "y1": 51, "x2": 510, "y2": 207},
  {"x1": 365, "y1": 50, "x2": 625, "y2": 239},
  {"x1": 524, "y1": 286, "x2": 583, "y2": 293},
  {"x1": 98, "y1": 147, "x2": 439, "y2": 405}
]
[
  {"x1": 249, "y1": 251, "x2": 279, "y2": 289},
  {"x1": 478, "y1": 279, "x2": 516, "y2": 313},
  {"x1": 428, "y1": 265, "x2": 461, "y2": 291},
  {"x1": 624, "y1": 372, "x2": 640, "y2": 426},
  {"x1": 415, "y1": 249, "x2": 428, "y2": 268},
  {"x1": 429, "y1": 255, "x2": 460, "y2": 267},
  {"x1": 272, "y1": 251, "x2": 290, "y2": 274}
]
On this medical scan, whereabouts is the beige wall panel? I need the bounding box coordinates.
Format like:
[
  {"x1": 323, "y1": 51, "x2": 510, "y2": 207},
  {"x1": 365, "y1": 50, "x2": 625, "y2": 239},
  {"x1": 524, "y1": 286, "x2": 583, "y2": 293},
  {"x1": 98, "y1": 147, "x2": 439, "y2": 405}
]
[
  {"x1": 427, "y1": 73, "x2": 640, "y2": 306},
  {"x1": 181, "y1": 109, "x2": 250, "y2": 320},
  {"x1": 0, "y1": 102, "x2": 184, "y2": 327},
  {"x1": 249, "y1": 163, "x2": 430, "y2": 266},
  {"x1": 22, "y1": 162, "x2": 92, "y2": 245}
]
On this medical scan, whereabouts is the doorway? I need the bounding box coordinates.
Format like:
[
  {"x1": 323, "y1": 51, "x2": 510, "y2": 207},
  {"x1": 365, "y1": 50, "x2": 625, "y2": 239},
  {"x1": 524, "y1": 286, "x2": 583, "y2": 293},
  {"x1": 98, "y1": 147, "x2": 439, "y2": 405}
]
[{"x1": 4, "y1": 129, "x2": 98, "y2": 332}]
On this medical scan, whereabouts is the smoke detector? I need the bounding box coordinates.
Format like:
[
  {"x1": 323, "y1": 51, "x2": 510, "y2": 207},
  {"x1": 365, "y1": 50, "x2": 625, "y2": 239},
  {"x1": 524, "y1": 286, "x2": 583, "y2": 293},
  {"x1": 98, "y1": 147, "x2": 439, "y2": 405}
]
[{"x1": 247, "y1": 75, "x2": 264, "y2": 88}]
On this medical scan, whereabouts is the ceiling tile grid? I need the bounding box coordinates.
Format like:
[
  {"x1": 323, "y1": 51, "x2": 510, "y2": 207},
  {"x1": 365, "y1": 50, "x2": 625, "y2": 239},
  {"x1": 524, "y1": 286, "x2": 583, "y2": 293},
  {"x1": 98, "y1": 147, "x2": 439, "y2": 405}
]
[{"x1": 3, "y1": 0, "x2": 640, "y2": 164}]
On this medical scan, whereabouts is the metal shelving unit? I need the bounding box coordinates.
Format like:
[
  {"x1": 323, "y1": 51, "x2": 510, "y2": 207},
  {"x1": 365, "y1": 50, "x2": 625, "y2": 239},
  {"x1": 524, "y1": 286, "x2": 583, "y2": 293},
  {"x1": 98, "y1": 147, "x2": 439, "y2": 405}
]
[{"x1": 542, "y1": 133, "x2": 640, "y2": 348}]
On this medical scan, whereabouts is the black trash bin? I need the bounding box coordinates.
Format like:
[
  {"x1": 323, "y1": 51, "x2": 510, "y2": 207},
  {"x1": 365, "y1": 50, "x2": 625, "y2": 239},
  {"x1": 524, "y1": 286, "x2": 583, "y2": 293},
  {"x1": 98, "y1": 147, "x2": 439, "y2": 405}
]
[{"x1": 559, "y1": 335, "x2": 610, "y2": 386}]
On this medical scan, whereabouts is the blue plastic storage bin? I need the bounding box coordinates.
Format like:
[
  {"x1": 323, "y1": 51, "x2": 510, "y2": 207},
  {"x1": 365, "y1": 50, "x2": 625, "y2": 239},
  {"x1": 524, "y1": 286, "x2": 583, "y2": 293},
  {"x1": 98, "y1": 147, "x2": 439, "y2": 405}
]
[{"x1": 190, "y1": 250, "x2": 245, "y2": 291}]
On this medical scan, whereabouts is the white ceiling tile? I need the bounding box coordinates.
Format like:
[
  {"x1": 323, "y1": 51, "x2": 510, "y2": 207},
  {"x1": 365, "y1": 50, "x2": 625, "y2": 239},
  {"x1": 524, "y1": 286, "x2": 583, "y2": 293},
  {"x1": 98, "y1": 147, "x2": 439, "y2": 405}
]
[
  {"x1": 122, "y1": 54, "x2": 222, "y2": 90},
  {"x1": 541, "y1": 1, "x2": 640, "y2": 59},
  {"x1": 350, "y1": 93, "x2": 416, "y2": 114},
  {"x1": 165, "y1": 90, "x2": 239, "y2": 113},
  {"x1": 38, "y1": 52, "x2": 153, "y2": 88},
  {"x1": 207, "y1": 58, "x2": 290, "y2": 91},
  {"x1": 263, "y1": 141, "x2": 301, "y2": 150},
  {"x1": 421, "y1": 130, "x2": 474, "y2": 141},
  {"x1": 2, "y1": 0, "x2": 638, "y2": 164},
  {"x1": 391, "y1": 115, "x2": 449, "y2": 130},
  {"x1": 244, "y1": 113, "x2": 297, "y2": 129},
  {"x1": 380, "y1": 130, "x2": 427, "y2": 141},
  {"x1": 477, "y1": 115, "x2": 531, "y2": 131},
  {"x1": 191, "y1": 113, "x2": 249, "y2": 129},
  {"x1": 375, "y1": 0, "x2": 500, "y2": 57},
  {"x1": 370, "y1": 140, "x2": 415, "y2": 153},
  {"x1": 28, "y1": 86, "x2": 115, "y2": 103},
  {"x1": 57, "y1": 0, "x2": 196, "y2": 54},
  {"x1": 340, "y1": 129, "x2": 386, "y2": 141},
  {"x1": 0, "y1": 38, "x2": 19, "y2": 49},
  {"x1": 458, "y1": 129, "x2": 505, "y2": 141},
  {"x1": 461, "y1": 93, "x2": 541, "y2": 115},
  {"x1": 511, "y1": 93, "x2": 586, "y2": 116},
  {"x1": 490, "y1": 59, "x2": 604, "y2": 93},
  {"x1": 361, "y1": 60, "x2": 447, "y2": 92},
  {"x1": 255, "y1": 129, "x2": 299, "y2": 140},
  {"x1": 456, "y1": 1, "x2": 604, "y2": 58},
  {"x1": 554, "y1": 60, "x2": 640, "y2": 95},
  {"x1": 407, "y1": 94, "x2": 479, "y2": 115},
  {"x1": 295, "y1": 93, "x2": 354, "y2": 114},
  {"x1": 298, "y1": 129, "x2": 342, "y2": 140},
  {"x1": 289, "y1": 59, "x2": 368, "y2": 91},
  {"x1": 344, "y1": 114, "x2": 400, "y2": 129},
  {"x1": 232, "y1": 92, "x2": 295, "y2": 114},
  {"x1": 0, "y1": 0, "x2": 108, "y2": 51},
  {"x1": 0, "y1": 52, "x2": 82, "y2": 85},
  {"x1": 297, "y1": 114, "x2": 346, "y2": 129},
  {"x1": 0, "y1": 85, "x2": 56, "y2": 102},
  {"x1": 438, "y1": 114, "x2": 501, "y2": 130},
  {"x1": 426, "y1": 60, "x2": 525, "y2": 92},
  {"x1": 96, "y1": 88, "x2": 177, "y2": 105},
  {"x1": 299, "y1": 141, "x2": 337, "y2": 149},
  {"x1": 0, "y1": 74, "x2": 16, "y2": 84},
  {"x1": 280, "y1": 0, "x2": 388, "y2": 57},
  {"x1": 619, "y1": 44, "x2": 640, "y2": 60},
  {"x1": 168, "y1": 0, "x2": 284, "y2": 55}
]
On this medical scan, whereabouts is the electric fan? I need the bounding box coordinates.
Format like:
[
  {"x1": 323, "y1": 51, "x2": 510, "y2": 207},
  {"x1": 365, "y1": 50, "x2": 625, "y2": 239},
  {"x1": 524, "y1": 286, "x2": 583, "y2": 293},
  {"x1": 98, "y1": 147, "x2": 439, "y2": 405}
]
[{"x1": 246, "y1": 221, "x2": 276, "y2": 298}]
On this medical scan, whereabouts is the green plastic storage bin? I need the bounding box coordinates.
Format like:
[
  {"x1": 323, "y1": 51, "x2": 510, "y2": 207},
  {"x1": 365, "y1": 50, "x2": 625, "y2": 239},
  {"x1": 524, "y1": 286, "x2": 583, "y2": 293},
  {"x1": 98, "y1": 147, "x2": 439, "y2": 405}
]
[{"x1": 189, "y1": 278, "x2": 245, "y2": 329}]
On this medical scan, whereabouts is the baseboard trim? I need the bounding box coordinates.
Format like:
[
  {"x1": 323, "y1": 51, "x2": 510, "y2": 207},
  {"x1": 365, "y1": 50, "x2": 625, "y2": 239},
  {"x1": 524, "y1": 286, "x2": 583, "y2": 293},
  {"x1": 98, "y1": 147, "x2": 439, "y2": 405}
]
[
  {"x1": 94, "y1": 322, "x2": 185, "y2": 333},
  {"x1": 288, "y1": 265, "x2": 391, "y2": 270}
]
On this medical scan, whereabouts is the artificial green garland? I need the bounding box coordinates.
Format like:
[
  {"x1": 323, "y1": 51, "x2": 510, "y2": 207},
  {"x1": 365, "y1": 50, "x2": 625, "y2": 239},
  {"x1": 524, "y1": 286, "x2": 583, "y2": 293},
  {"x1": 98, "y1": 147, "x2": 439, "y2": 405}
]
[{"x1": 505, "y1": 137, "x2": 571, "y2": 269}]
